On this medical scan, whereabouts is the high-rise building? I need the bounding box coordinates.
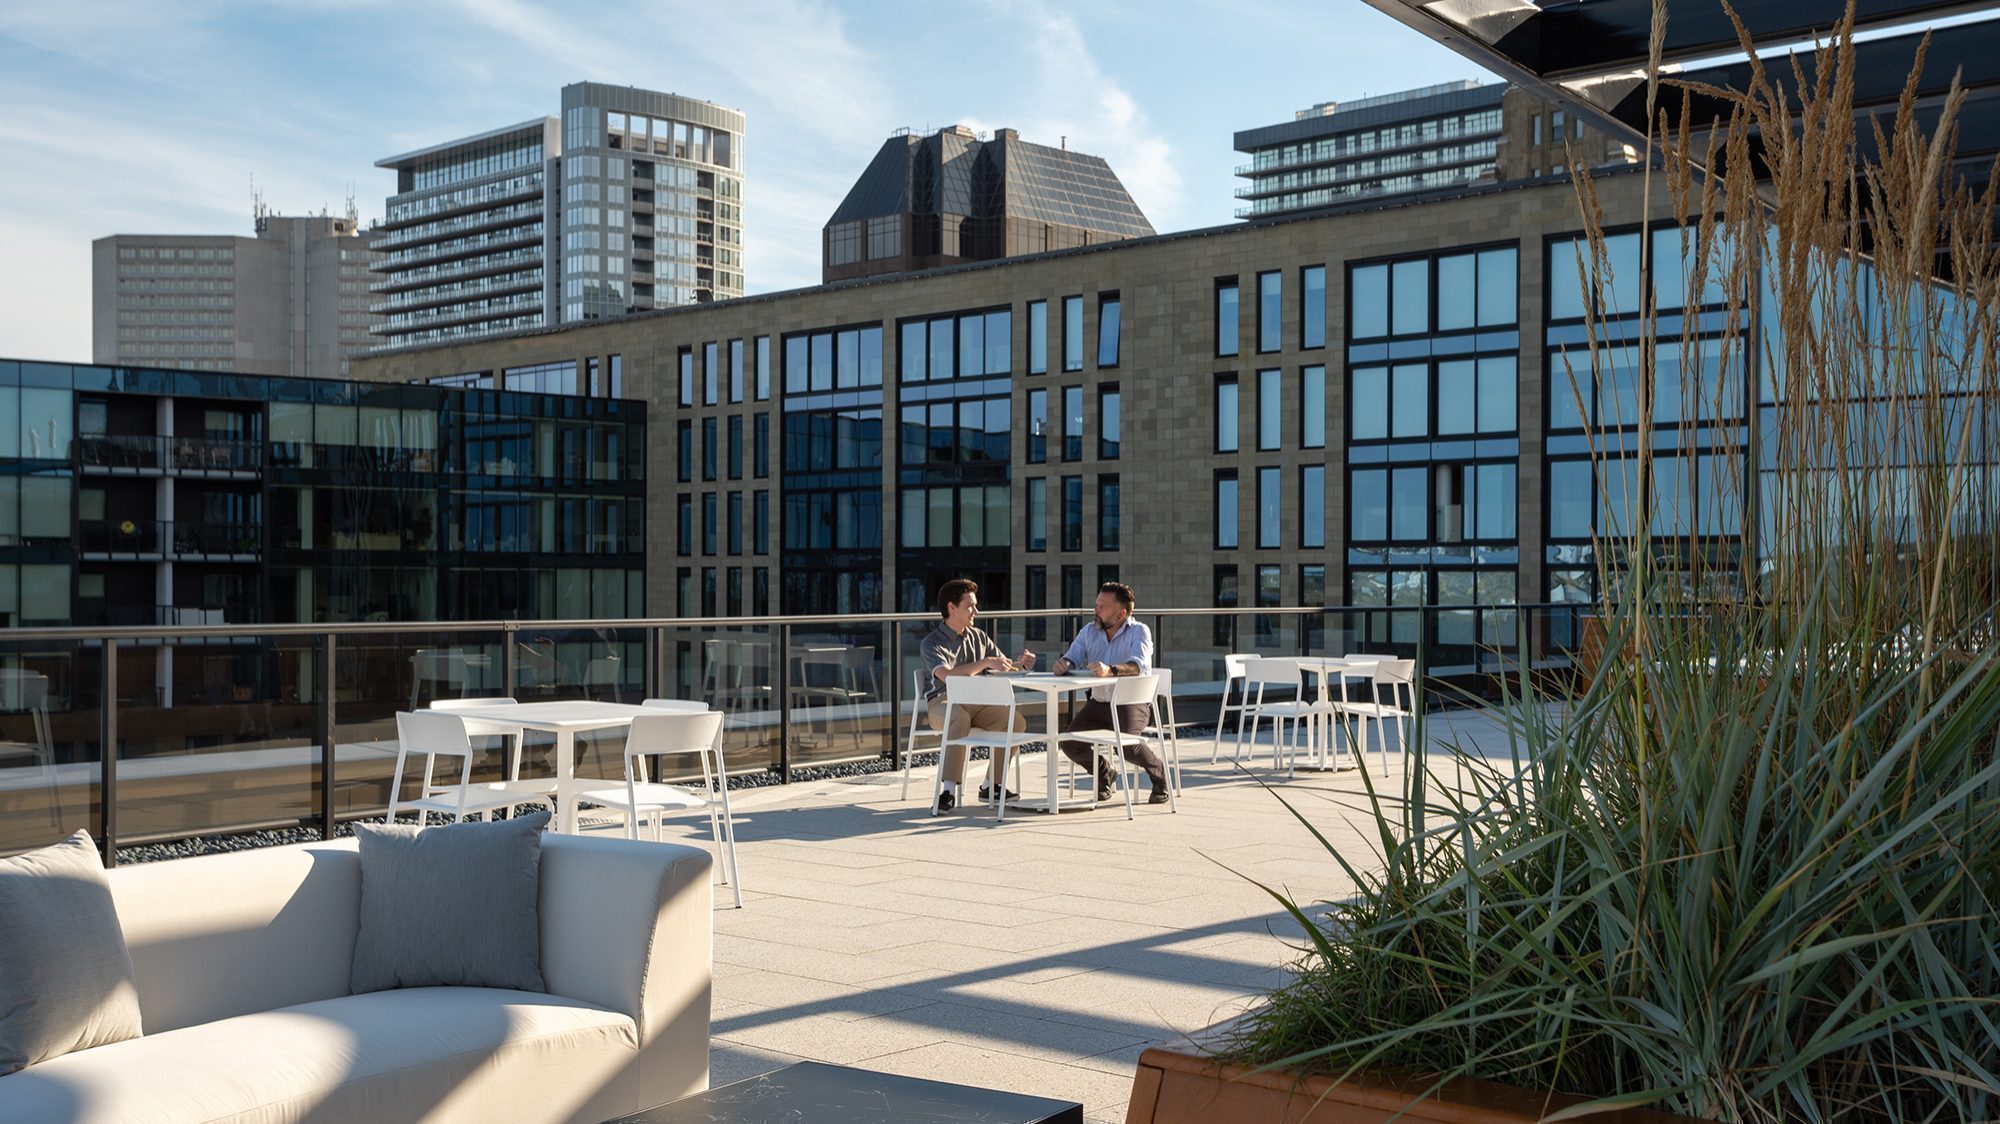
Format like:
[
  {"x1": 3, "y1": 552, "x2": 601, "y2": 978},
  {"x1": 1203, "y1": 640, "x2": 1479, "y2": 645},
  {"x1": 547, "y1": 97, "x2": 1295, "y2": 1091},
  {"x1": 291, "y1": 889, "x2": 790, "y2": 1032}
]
[
  {"x1": 369, "y1": 83, "x2": 744, "y2": 355},
  {"x1": 92, "y1": 211, "x2": 379, "y2": 379},
  {"x1": 822, "y1": 126, "x2": 1154, "y2": 283},
  {"x1": 1233, "y1": 81, "x2": 1506, "y2": 219}
]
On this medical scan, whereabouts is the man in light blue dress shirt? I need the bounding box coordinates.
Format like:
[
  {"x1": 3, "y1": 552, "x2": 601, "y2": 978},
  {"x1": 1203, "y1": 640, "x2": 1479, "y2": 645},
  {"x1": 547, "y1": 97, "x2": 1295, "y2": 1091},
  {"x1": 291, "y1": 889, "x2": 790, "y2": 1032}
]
[{"x1": 1053, "y1": 582, "x2": 1170, "y2": 803}]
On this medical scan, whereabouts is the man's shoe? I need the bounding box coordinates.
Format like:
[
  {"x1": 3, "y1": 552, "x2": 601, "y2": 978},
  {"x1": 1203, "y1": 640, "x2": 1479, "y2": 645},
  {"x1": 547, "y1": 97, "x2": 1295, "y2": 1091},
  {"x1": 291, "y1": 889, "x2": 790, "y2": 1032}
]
[
  {"x1": 979, "y1": 785, "x2": 1020, "y2": 803},
  {"x1": 1148, "y1": 788, "x2": 1171, "y2": 805},
  {"x1": 1095, "y1": 784, "x2": 1117, "y2": 803},
  {"x1": 932, "y1": 788, "x2": 956, "y2": 815}
]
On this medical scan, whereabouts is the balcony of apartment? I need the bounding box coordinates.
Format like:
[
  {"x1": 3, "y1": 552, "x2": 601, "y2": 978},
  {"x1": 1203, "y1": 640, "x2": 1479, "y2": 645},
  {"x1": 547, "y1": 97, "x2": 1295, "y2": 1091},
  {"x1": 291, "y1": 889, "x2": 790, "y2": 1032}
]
[
  {"x1": 367, "y1": 247, "x2": 542, "y2": 295},
  {"x1": 369, "y1": 201, "x2": 545, "y2": 254},
  {"x1": 1233, "y1": 147, "x2": 1497, "y2": 200},
  {"x1": 76, "y1": 520, "x2": 260, "y2": 561},
  {"x1": 1233, "y1": 124, "x2": 1503, "y2": 180},
  {"x1": 76, "y1": 435, "x2": 262, "y2": 477},
  {"x1": 368, "y1": 269, "x2": 544, "y2": 317},
  {"x1": 377, "y1": 173, "x2": 544, "y2": 233},
  {"x1": 371, "y1": 224, "x2": 546, "y2": 273},
  {"x1": 370, "y1": 292, "x2": 545, "y2": 339}
]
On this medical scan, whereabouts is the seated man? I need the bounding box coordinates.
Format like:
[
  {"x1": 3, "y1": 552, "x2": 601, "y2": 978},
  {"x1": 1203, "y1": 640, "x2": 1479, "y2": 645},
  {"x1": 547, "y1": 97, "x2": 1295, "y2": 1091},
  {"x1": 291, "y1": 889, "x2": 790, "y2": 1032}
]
[
  {"x1": 923, "y1": 578, "x2": 1036, "y2": 813},
  {"x1": 1054, "y1": 582, "x2": 1171, "y2": 804}
]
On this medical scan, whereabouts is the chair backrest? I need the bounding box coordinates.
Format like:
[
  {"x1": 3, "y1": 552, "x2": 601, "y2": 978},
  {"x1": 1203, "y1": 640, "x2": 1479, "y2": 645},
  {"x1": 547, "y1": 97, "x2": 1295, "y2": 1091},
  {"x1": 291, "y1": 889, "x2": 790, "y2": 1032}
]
[
  {"x1": 1222, "y1": 654, "x2": 1253, "y2": 680},
  {"x1": 911, "y1": 667, "x2": 932, "y2": 715},
  {"x1": 840, "y1": 645, "x2": 877, "y2": 670},
  {"x1": 412, "y1": 649, "x2": 466, "y2": 682},
  {"x1": 1149, "y1": 667, "x2": 1174, "y2": 700},
  {"x1": 1109, "y1": 673, "x2": 1158, "y2": 707},
  {"x1": 625, "y1": 709, "x2": 726, "y2": 758},
  {"x1": 1377, "y1": 658, "x2": 1417, "y2": 687},
  {"x1": 642, "y1": 698, "x2": 711, "y2": 712},
  {"x1": 395, "y1": 710, "x2": 473, "y2": 758},
  {"x1": 1242, "y1": 657, "x2": 1301, "y2": 688},
  {"x1": 429, "y1": 696, "x2": 519, "y2": 711},
  {"x1": 943, "y1": 672, "x2": 1019, "y2": 709}
]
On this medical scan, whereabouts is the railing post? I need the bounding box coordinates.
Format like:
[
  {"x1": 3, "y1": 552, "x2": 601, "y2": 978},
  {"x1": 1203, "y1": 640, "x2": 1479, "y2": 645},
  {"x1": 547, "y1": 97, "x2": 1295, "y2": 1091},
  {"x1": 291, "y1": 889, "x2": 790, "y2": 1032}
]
[
  {"x1": 501, "y1": 624, "x2": 518, "y2": 699},
  {"x1": 99, "y1": 639, "x2": 118, "y2": 866},
  {"x1": 776, "y1": 622, "x2": 793, "y2": 783},
  {"x1": 645, "y1": 625, "x2": 664, "y2": 701},
  {"x1": 886, "y1": 624, "x2": 902, "y2": 763},
  {"x1": 320, "y1": 632, "x2": 337, "y2": 839}
]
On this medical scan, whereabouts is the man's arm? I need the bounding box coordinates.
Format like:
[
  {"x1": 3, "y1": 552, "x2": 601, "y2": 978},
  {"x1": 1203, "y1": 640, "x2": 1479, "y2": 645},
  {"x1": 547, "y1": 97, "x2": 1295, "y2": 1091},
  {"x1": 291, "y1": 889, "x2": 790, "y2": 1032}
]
[{"x1": 1104, "y1": 622, "x2": 1153, "y2": 676}]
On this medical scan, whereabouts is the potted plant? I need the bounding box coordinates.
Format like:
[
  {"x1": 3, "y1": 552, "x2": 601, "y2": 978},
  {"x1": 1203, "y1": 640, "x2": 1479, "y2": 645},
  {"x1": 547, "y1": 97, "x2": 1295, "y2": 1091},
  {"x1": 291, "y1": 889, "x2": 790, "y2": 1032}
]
[{"x1": 1133, "y1": 10, "x2": 2000, "y2": 1122}]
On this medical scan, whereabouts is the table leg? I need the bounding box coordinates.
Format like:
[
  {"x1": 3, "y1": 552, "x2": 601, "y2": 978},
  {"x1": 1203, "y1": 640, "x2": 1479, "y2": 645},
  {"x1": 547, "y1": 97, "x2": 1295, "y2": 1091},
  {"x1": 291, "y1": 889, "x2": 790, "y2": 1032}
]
[
  {"x1": 1043, "y1": 691, "x2": 1060, "y2": 814},
  {"x1": 555, "y1": 728, "x2": 576, "y2": 834}
]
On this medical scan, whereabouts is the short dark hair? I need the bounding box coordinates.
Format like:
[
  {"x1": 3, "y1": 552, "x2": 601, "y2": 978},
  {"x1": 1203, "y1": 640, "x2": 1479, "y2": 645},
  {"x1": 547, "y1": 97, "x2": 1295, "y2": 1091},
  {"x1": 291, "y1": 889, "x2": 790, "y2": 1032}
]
[
  {"x1": 938, "y1": 578, "x2": 979, "y2": 619},
  {"x1": 1097, "y1": 581, "x2": 1136, "y2": 611}
]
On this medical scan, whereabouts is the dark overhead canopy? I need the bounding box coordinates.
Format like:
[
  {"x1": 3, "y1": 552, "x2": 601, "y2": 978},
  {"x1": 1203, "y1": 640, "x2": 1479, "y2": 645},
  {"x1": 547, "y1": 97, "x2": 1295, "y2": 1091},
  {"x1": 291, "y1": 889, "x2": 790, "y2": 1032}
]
[{"x1": 1363, "y1": 1, "x2": 2000, "y2": 257}]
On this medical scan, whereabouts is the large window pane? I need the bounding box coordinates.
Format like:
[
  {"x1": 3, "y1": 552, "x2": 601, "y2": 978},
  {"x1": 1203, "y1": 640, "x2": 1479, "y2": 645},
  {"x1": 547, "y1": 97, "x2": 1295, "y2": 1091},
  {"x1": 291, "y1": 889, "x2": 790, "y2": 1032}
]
[
  {"x1": 1099, "y1": 388, "x2": 1120, "y2": 459},
  {"x1": 1437, "y1": 360, "x2": 1476, "y2": 434},
  {"x1": 1350, "y1": 264, "x2": 1388, "y2": 339},
  {"x1": 1391, "y1": 466, "x2": 1427, "y2": 540},
  {"x1": 1257, "y1": 369, "x2": 1281, "y2": 450},
  {"x1": 1098, "y1": 478, "x2": 1119, "y2": 550},
  {"x1": 1258, "y1": 466, "x2": 1280, "y2": 548},
  {"x1": 1549, "y1": 459, "x2": 1593, "y2": 538},
  {"x1": 986, "y1": 309, "x2": 1010, "y2": 374},
  {"x1": 901, "y1": 322, "x2": 927, "y2": 382},
  {"x1": 1437, "y1": 253, "x2": 1476, "y2": 331},
  {"x1": 1257, "y1": 272, "x2": 1281, "y2": 353},
  {"x1": 1351, "y1": 367, "x2": 1387, "y2": 441},
  {"x1": 1028, "y1": 301, "x2": 1047, "y2": 374},
  {"x1": 1475, "y1": 463, "x2": 1515, "y2": 539},
  {"x1": 1301, "y1": 265, "x2": 1326, "y2": 349},
  {"x1": 1063, "y1": 295, "x2": 1084, "y2": 371},
  {"x1": 1026, "y1": 478, "x2": 1047, "y2": 550},
  {"x1": 1352, "y1": 468, "x2": 1386, "y2": 540},
  {"x1": 1391, "y1": 363, "x2": 1429, "y2": 438},
  {"x1": 1216, "y1": 281, "x2": 1239, "y2": 356},
  {"x1": 1062, "y1": 476, "x2": 1083, "y2": 550},
  {"x1": 1602, "y1": 231, "x2": 1643, "y2": 315},
  {"x1": 1097, "y1": 297, "x2": 1121, "y2": 366},
  {"x1": 958, "y1": 314, "x2": 985, "y2": 377},
  {"x1": 1301, "y1": 465, "x2": 1325, "y2": 548},
  {"x1": 1215, "y1": 378, "x2": 1239, "y2": 452},
  {"x1": 1391, "y1": 259, "x2": 1429, "y2": 335},
  {"x1": 1027, "y1": 388, "x2": 1047, "y2": 463},
  {"x1": 929, "y1": 319, "x2": 954, "y2": 379},
  {"x1": 1477, "y1": 247, "x2": 1517, "y2": 326},
  {"x1": 1477, "y1": 356, "x2": 1517, "y2": 432},
  {"x1": 1215, "y1": 473, "x2": 1239, "y2": 548},
  {"x1": 1549, "y1": 237, "x2": 1588, "y2": 321}
]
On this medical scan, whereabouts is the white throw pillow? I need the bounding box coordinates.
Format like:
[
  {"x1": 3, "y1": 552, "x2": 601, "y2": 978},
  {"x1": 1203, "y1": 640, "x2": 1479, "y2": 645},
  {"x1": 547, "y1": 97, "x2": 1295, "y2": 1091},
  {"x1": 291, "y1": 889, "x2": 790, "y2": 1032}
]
[{"x1": 0, "y1": 831, "x2": 144, "y2": 1076}]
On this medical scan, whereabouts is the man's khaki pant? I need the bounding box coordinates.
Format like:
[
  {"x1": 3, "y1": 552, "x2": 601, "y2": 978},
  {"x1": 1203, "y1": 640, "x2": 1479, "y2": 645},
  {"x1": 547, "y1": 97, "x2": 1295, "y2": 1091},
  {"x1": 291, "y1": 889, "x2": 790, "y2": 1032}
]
[{"x1": 926, "y1": 699, "x2": 1027, "y2": 786}]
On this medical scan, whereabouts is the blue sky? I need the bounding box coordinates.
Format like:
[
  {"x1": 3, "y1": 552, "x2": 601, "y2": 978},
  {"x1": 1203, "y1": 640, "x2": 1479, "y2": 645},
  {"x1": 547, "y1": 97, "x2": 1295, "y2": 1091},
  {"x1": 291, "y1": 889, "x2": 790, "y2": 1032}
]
[{"x1": 0, "y1": 0, "x2": 1493, "y2": 363}]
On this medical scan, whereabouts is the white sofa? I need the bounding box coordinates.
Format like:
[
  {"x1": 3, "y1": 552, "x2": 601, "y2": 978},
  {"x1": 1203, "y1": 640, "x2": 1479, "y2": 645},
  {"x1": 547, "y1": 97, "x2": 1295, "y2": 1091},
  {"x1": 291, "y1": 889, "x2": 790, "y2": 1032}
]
[{"x1": 0, "y1": 832, "x2": 712, "y2": 1123}]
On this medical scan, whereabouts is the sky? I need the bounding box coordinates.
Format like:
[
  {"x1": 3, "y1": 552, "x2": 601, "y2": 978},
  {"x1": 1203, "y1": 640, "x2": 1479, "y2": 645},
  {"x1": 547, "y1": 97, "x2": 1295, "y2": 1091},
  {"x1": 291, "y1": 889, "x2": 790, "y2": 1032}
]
[{"x1": 0, "y1": 0, "x2": 1494, "y2": 364}]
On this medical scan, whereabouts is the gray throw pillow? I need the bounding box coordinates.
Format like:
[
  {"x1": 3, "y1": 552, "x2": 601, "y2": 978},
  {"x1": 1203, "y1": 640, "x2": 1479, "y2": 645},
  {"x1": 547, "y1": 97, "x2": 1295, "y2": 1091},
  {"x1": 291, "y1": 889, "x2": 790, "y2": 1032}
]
[
  {"x1": 0, "y1": 830, "x2": 143, "y2": 1076},
  {"x1": 350, "y1": 812, "x2": 549, "y2": 995}
]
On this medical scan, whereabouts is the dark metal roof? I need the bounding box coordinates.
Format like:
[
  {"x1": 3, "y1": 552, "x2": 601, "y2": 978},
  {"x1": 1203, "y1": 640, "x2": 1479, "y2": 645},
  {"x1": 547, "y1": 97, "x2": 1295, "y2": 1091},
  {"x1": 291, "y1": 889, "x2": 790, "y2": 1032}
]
[
  {"x1": 825, "y1": 130, "x2": 1153, "y2": 238},
  {"x1": 1362, "y1": 0, "x2": 2000, "y2": 259}
]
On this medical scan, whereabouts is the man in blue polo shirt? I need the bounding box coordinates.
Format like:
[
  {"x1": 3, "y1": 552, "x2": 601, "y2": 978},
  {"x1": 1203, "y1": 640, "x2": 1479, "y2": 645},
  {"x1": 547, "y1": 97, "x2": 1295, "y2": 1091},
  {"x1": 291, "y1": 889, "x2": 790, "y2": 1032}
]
[{"x1": 1053, "y1": 582, "x2": 1170, "y2": 803}]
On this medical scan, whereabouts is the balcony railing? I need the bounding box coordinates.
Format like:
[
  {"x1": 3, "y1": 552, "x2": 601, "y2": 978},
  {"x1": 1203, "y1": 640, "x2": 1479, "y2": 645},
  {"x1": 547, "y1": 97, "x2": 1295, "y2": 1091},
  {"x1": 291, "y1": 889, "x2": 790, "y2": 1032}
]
[
  {"x1": 77, "y1": 520, "x2": 260, "y2": 557},
  {"x1": 0, "y1": 603, "x2": 1590, "y2": 863},
  {"x1": 76, "y1": 436, "x2": 262, "y2": 473}
]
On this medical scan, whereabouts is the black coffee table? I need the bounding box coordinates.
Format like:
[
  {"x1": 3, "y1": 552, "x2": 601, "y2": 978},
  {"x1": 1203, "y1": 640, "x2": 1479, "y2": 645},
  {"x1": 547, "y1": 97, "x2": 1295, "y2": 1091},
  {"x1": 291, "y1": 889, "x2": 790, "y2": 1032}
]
[{"x1": 608, "y1": 1061, "x2": 1084, "y2": 1123}]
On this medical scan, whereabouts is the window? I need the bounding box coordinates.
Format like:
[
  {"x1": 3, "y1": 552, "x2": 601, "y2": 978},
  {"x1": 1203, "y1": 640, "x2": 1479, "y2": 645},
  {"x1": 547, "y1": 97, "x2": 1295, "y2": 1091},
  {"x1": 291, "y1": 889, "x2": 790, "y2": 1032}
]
[
  {"x1": 1099, "y1": 386, "x2": 1120, "y2": 459},
  {"x1": 1257, "y1": 369, "x2": 1282, "y2": 450},
  {"x1": 1257, "y1": 466, "x2": 1281, "y2": 548},
  {"x1": 1025, "y1": 566, "x2": 1047, "y2": 641},
  {"x1": 1436, "y1": 247, "x2": 1518, "y2": 330},
  {"x1": 1027, "y1": 388, "x2": 1047, "y2": 463},
  {"x1": 701, "y1": 493, "x2": 717, "y2": 555},
  {"x1": 1301, "y1": 563, "x2": 1327, "y2": 650},
  {"x1": 1549, "y1": 232, "x2": 1642, "y2": 320},
  {"x1": 1215, "y1": 376, "x2": 1239, "y2": 453},
  {"x1": 1392, "y1": 259, "x2": 1429, "y2": 335},
  {"x1": 1436, "y1": 356, "x2": 1518, "y2": 434},
  {"x1": 1301, "y1": 265, "x2": 1326, "y2": 349},
  {"x1": 1350, "y1": 263, "x2": 1388, "y2": 339},
  {"x1": 754, "y1": 490, "x2": 769, "y2": 555},
  {"x1": 1213, "y1": 565, "x2": 1239, "y2": 646},
  {"x1": 678, "y1": 347, "x2": 693, "y2": 406},
  {"x1": 1063, "y1": 295, "x2": 1084, "y2": 371},
  {"x1": 1302, "y1": 365, "x2": 1326, "y2": 448},
  {"x1": 1257, "y1": 271, "x2": 1282, "y2": 353},
  {"x1": 1061, "y1": 476, "x2": 1083, "y2": 551},
  {"x1": 1215, "y1": 470, "x2": 1239, "y2": 548},
  {"x1": 701, "y1": 417, "x2": 717, "y2": 480},
  {"x1": 1026, "y1": 478, "x2": 1047, "y2": 551},
  {"x1": 727, "y1": 416, "x2": 743, "y2": 479},
  {"x1": 754, "y1": 415, "x2": 769, "y2": 477},
  {"x1": 727, "y1": 492, "x2": 744, "y2": 555},
  {"x1": 1028, "y1": 300, "x2": 1048, "y2": 374},
  {"x1": 676, "y1": 419, "x2": 692, "y2": 482},
  {"x1": 1098, "y1": 476, "x2": 1120, "y2": 551},
  {"x1": 1062, "y1": 566, "x2": 1084, "y2": 610},
  {"x1": 1215, "y1": 278, "x2": 1240, "y2": 356},
  {"x1": 1062, "y1": 386, "x2": 1083, "y2": 461},
  {"x1": 1255, "y1": 565, "x2": 1282, "y2": 648},
  {"x1": 754, "y1": 336, "x2": 771, "y2": 399},
  {"x1": 729, "y1": 339, "x2": 744, "y2": 402},
  {"x1": 703, "y1": 342, "x2": 718, "y2": 404},
  {"x1": 677, "y1": 495, "x2": 692, "y2": 555},
  {"x1": 1096, "y1": 293, "x2": 1121, "y2": 367},
  {"x1": 1301, "y1": 465, "x2": 1326, "y2": 548}
]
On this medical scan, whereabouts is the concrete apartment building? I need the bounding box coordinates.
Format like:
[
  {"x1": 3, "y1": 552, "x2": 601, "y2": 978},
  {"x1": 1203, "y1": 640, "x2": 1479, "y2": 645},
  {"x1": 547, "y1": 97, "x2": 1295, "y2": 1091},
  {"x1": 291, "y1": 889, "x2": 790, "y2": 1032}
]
[
  {"x1": 370, "y1": 82, "x2": 745, "y2": 355},
  {"x1": 352, "y1": 166, "x2": 1752, "y2": 676},
  {"x1": 92, "y1": 210, "x2": 378, "y2": 379},
  {"x1": 823, "y1": 126, "x2": 1155, "y2": 283}
]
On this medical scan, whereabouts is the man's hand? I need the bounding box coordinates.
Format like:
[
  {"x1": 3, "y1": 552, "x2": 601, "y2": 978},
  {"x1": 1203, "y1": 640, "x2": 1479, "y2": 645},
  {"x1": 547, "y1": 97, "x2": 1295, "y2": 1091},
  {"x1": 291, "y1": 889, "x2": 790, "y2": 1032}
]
[
  {"x1": 1053, "y1": 657, "x2": 1072, "y2": 675},
  {"x1": 1018, "y1": 649, "x2": 1037, "y2": 669},
  {"x1": 1087, "y1": 661, "x2": 1110, "y2": 677},
  {"x1": 980, "y1": 655, "x2": 1014, "y2": 673}
]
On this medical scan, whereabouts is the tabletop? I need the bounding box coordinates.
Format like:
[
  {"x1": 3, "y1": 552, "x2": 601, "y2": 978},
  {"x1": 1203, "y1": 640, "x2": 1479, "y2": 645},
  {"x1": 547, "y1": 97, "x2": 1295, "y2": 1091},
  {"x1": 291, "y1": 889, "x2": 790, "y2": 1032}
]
[
  {"x1": 432, "y1": 700, "x2": 666, "y2": 729},
  {"x1": 1001, "y1": 672, "x2": 1117, "y2": 694},
  {"x1": 606, "y1": 1061, "x2": 1082, "y2": 1124}
]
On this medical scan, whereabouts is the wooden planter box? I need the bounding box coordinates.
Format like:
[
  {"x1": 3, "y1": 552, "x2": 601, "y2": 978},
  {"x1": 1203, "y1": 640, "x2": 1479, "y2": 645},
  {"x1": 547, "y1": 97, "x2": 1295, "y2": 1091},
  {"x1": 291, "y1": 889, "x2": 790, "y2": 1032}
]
[{"x1": 1127, "y1": 1045, "x2": 1710, "y2": 1124}]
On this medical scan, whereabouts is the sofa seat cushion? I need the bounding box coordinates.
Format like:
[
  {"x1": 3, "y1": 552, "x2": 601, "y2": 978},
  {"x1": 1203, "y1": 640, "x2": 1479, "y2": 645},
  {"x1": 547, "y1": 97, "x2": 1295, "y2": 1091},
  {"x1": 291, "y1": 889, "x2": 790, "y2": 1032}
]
[{"x1": 0, "y1": 987, "x2": 642, "y2": 1124}]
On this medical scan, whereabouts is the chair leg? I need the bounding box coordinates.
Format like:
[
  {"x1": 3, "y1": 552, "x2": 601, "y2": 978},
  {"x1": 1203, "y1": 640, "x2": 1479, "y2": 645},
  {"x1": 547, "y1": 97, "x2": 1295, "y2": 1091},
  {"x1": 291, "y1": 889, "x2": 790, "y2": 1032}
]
[{"x1": 1118, "y1": 740, "x2": 1136, "y2": 820}]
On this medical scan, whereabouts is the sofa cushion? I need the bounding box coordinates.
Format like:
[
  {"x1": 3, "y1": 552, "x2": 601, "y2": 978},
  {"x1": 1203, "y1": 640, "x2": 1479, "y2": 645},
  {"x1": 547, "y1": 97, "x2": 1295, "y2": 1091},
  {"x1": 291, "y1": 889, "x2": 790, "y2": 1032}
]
[
  {"x1": 352, "y1": 812, "x2": 549, "y2": 994},
  {"x1": 0, "y1": 987, "x2": 641, "y2": 1124},
  {"x1": 0, "y1": 831, "x2": 142, "y2": 1076}
]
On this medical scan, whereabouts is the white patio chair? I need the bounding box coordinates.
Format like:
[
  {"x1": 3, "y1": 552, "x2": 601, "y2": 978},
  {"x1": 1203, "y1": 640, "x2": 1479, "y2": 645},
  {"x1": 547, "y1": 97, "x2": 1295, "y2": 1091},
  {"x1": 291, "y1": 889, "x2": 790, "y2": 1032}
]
[
  {"x1": 425, "y1": 696, "x2": 557, "y2": 802},
  {"x1": 1236, "y1": 658, "x2": 1332, "y2": 776},
  {"x1": 1211, "y1": 653, "x2": 1257, "y2": 764},
  {"x1": 1061, "y1": 674, "x2": 1167, "y2": 819},
  {"x1": 388, "y1": 711, "x2": 556, "y2": 829},
  {"x1": 1329, "y1": 658, "x2": 1416, "y2": 776},
  {"x1": 898, "y1": 667, "x2": 944, "y2": 799},
  {"x1": 937, "y1": 673, "x2": 1039, "y2": 821},
  {"x1": 408, "y1": 648, "x2": 470, "y2": 709},
  {"x1": 1139, "y1": 668, "x2": 1187, "y2": 796},
  {"x1": 572, "y1": 709, "x2": 744, "y2": 908},
  {"x1": 0, "y1": 669, "x2": 60, "y2": 828}
]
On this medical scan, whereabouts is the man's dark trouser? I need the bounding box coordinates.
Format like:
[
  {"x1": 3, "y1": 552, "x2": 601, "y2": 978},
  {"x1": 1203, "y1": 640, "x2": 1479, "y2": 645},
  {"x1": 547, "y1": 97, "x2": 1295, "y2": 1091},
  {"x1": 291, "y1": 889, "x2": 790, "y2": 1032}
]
[{"x1": 1059, "y1": 700, "x2": 1168, "y2": 789}]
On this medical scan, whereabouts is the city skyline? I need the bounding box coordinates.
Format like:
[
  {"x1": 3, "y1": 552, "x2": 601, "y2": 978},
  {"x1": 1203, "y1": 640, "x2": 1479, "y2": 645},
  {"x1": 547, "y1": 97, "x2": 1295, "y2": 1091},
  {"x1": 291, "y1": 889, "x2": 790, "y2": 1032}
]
[{"x1": 0, "y1": 0, "x2": 1489, "y2": 364}]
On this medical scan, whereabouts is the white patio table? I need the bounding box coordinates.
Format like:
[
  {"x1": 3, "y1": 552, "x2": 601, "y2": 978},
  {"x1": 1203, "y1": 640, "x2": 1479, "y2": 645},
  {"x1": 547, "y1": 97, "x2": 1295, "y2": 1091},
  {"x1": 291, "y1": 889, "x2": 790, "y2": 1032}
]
[
  {"x1": 424, "y1": 700, "x2": 666, "y2": 834},
  {"x1": 998, "y1": 672, "x2": 1118, "y2": 814},
  {"x1": 1292, "y1": 656, "x2": 1385, "y2": 771}
]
